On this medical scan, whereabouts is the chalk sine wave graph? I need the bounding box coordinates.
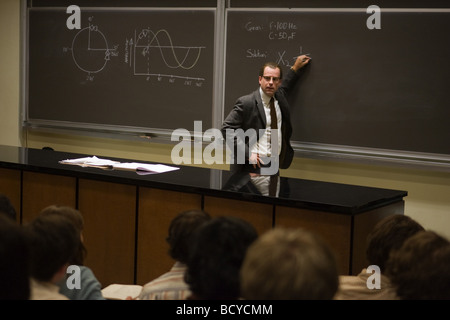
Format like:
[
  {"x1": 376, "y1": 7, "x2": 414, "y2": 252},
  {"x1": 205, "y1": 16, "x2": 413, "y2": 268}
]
[{"x1": 134, "y1": 28, "x2": 205, "y2": 80}]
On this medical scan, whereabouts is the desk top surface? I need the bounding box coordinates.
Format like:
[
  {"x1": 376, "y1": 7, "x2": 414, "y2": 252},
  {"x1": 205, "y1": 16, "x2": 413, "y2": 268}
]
[{"x1": 0, "y1": 145, "x2": 407, "y2": 214}]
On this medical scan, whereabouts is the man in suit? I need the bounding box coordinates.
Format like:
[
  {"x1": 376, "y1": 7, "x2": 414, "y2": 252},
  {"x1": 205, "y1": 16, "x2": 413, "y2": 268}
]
[{"x1": 221, "y1": 55, "x2": 311, "y2": 174}]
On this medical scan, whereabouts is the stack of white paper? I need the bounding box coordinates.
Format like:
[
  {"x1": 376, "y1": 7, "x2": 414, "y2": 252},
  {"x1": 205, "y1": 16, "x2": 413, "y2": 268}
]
[
  {"x1": 59, "y1": 156, "x2": 179, "y2": 174},
  {"x1": 59, "y1": 156, "x2": 119, "y2": 168},
  {"x1": 113, "y1": 162, "x2": 180, "y2": 173}
]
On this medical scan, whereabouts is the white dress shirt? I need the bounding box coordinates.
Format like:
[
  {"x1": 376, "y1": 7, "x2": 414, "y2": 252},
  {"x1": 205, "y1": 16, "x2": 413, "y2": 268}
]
[{"x1": 251, "y1": 88, "x2": 282, "y2": 157}]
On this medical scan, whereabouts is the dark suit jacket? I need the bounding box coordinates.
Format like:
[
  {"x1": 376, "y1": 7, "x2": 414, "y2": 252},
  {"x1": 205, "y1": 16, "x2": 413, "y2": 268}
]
[{"x1": 222, "y1": 68, "x2": 301, "y2": 171}]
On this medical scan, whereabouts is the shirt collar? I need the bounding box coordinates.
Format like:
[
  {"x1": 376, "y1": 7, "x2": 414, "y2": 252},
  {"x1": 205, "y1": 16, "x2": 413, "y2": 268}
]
[{"x1": 259, "y1": 87, "x2": 273, "y2": 106}]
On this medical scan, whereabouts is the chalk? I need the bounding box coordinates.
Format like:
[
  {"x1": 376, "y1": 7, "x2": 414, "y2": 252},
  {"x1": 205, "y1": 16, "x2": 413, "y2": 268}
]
[{"x1": 293, "y1": 54, "x2": 311, "y2": 59}]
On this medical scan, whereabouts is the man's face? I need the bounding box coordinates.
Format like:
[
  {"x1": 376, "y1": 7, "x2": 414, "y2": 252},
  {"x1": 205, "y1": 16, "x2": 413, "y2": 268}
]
[{"x1": 259, "y1": 66, "x2": 281, "y2": 97}]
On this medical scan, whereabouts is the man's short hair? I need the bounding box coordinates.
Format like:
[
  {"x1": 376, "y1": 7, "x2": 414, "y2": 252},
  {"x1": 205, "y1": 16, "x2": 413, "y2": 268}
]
[
  {"x1": 241, "y1": 227, "x2": 339, "y2": 300},
  {"x1": 24, "y1": 214, "x2": 79, "y2": 281},
  {"x1": 259, "y1": 62, "x2": 283, "y2": 79}
]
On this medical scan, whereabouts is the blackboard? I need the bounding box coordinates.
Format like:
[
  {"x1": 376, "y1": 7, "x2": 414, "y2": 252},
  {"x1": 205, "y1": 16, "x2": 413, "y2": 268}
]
[
  {"x1": 224, "y1": 9, "x2": 450, "y2": 156},
  {"x1": 25, "y1": 5, "x2": 450, "y2": 168},
  {"x1": 27, "y1": 8, "x2": 215, "y2": 132}
]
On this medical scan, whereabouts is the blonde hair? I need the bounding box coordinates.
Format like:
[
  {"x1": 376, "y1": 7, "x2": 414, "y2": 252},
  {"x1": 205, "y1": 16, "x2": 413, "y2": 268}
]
[{"x1": 241, "y1": 227, "x2": 338, "y2": 300}]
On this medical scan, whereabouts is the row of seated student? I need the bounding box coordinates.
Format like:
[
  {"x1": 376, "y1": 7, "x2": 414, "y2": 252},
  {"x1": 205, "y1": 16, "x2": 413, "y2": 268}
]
[
  {"x1": 134, "y1": 210, "x2": 337, "y2": 300},
  {"x1": 0, "y1": 194, "x2": 29, "y2": 300},
  {"x1": 2, "y1": 191, "x2": 450, "y2": 300},
  {"x1": 134, "y1": 210, "x2": 258, "y2": 300},
  {"x1": 137, "y1": 209, "x2": 211, "y2": 300},
  {"x1": 0, "y1": 193, "x2": 104, "y2": 300},
  {"x1": 37, "y1": 205, "x2": 104, "y2": 300},
  {"x1": 336, "y1": 214, "x2": 450, "y2": 300},
  {"x1": 334, "y1": 214, "x2": 425, "y2": 299},
  {"x1": 0, "y1": 214, "x2": 30, "y2": 300},
  {"x1": 136, "y1": 209, "x2": 450, "y2": 300}
]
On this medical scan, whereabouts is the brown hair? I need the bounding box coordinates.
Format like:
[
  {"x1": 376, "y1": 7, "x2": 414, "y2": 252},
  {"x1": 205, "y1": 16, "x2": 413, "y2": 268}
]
[
  {"x1": 259, "y1": 62, "x2": 283, "y2": 79},
  {"x1": 385, "y1": 230, "x2": 450, "y2": 300},
  {"x1": 365, "y1": 214, "x2": 424, "y2": 272},
  {"x1": 39, "y1": 205, "x2": 86, "y2": 266}
]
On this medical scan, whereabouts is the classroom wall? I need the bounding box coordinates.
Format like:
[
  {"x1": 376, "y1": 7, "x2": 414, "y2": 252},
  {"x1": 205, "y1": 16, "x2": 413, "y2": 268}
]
[
  {"x1": 2, "y1": 0, "x2": 450, "y2": 240},
  {"x1": 0, "y1": 0, "x2": 21, "y2": 148}
]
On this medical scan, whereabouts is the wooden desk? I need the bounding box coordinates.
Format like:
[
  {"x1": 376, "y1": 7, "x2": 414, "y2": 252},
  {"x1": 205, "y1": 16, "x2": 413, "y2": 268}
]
[{"x1": 0, "y1": 145, "x2": 407, "y2": 286}]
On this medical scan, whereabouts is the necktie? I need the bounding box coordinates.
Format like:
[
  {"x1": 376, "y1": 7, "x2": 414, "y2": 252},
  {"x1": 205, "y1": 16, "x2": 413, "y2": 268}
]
[
  {"x1": 269, "y1": 97, "x2": 277, "y2": 130},
  {"x1": 269, "y1": 97, "x2": 278, "y2": 155}
]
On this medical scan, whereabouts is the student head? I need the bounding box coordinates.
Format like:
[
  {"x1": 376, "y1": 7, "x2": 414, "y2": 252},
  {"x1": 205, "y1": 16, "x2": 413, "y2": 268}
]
[
  {"x1": 0, "y1": 193, "x2": 17, "y2": 222},
  {"x1": 385, "y1": 230, "x2": 450, "y2": 300},
  {"x1": 166, "y1": 209, "x2": 211, "y2": 264},
  {"x1": 240, "y1": 227, "x2": 339, "y2": 300},
  {"x1": 185, "y1": 216, "x2": 258, "y2": 300},
  {"x1": 365, "y1": 214, "x2": 424, "y2": 272},
  {"x1": 0, "y1": 215, "x2": 30, "y2": 299},
  {"x1": 24, "y1": 212, "x2": 79, "y2": 283},
  {"x1": 38, "y1": 205, "x2": 86, "y2": 265}
]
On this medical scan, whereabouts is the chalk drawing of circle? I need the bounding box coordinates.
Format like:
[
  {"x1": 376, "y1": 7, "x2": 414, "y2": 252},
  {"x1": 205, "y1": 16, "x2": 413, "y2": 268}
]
[{"x1": 71, "y1": 26, "x2": 109, "y2": 74}]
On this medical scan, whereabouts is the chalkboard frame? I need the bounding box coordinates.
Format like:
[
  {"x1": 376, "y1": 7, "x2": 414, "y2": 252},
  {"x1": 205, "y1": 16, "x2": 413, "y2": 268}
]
[
  {"x1": 21, "y1": 3, "x2": 450, "y2": 171},
  {"x1": 24, "y1": 6, "x2": 219, "y2": 140},
  {"x1": 223, "y1": 7, "x2": 450, "y2": 171}
]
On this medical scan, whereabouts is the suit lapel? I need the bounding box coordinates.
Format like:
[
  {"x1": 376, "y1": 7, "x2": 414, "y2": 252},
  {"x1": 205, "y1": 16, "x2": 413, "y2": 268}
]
[{"x1": 254, "y1": 90, "x2": 267, "y2": 127}]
